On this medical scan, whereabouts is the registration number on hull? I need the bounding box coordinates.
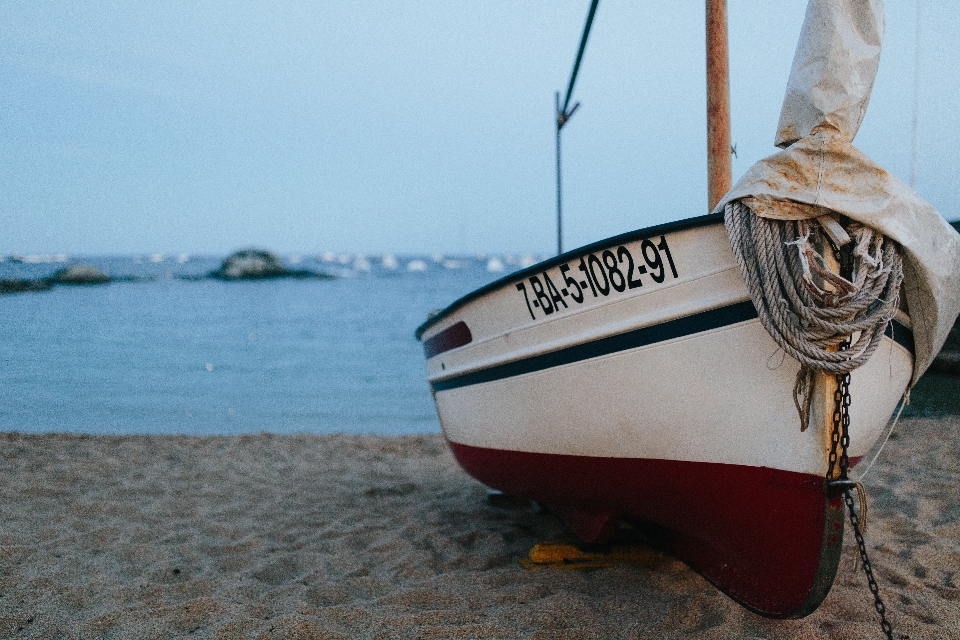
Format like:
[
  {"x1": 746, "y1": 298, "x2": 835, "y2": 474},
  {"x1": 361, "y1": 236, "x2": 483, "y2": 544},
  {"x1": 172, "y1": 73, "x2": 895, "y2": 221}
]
[{"x1": 515, "y1": 235, "x2": 679, "y2": 320}]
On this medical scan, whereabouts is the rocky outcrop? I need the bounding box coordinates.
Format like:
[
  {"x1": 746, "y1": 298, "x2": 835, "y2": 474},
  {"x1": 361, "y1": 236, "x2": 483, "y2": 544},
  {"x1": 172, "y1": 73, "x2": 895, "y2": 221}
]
[
  {"x1": 209, "y1": 249, "x2": 332, "y2": 280},
  {"x1": 47, "y1": 264, "x2": 111, "y2": 285},
  {"x1": 210, "y1": 250, "x2": 287, "y2": 279},
  {"x1": 1, "y1": 263, "x2": 112, "y2": 294},
  {"x1": 0, "y1": 279, "x2": 52, "y2": 294}
]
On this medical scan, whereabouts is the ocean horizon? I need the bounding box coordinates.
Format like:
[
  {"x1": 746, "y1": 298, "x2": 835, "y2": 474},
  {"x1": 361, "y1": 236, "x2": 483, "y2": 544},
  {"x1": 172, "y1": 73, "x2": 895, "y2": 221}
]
[
  {"x1": 0, "y1": 252, "x2": 545, "y2": 436},
  {"x1": 4, "y1": 248, "x2": 957, "y2": 435}
]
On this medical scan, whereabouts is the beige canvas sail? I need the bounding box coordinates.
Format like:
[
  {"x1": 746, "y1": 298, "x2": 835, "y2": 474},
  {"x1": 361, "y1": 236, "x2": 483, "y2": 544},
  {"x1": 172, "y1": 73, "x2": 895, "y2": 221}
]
[{"x1": 714, "y1": 0, "x2": 960, "y2": 384}]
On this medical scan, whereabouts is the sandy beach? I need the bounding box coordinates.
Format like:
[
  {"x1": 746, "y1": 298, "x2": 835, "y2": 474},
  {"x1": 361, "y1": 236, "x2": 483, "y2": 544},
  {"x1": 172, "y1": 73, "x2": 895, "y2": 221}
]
[{"x1": 1, "y1": 416, "x2": 958, "y2": 639}]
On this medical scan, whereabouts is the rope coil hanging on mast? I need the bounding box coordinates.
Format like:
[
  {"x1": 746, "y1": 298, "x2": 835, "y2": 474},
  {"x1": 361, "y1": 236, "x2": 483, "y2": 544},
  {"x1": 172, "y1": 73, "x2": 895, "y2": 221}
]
[{"x1": 723, "y1": 200, "x2": 904, "y2": 430}]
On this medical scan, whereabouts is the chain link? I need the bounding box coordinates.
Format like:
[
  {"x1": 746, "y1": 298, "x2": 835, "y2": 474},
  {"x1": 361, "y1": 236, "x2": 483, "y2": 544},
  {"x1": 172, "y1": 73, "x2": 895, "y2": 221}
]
[
  {"x1": 844, "y1": 490, "x2": 893, "y2": 639},
  {"x1": 829, "y1": 368, "x2": 894, "y2": 639},
  {"x1": 839, "y1": 374, "x2": 851, "y2": 475}
]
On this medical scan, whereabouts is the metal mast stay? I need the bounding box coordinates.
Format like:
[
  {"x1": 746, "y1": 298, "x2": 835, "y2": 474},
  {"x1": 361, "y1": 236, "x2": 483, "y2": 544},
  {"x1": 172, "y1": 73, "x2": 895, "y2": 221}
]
[{"x1": 555, "y1": 0, "x2": 600, "y2": 256}]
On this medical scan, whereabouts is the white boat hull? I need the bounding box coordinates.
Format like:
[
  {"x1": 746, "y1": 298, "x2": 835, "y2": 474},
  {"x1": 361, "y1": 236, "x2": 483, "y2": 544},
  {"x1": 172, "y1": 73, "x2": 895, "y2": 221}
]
[{"x1": 416, "y1": 213, "x2": 913, "y2": 617}]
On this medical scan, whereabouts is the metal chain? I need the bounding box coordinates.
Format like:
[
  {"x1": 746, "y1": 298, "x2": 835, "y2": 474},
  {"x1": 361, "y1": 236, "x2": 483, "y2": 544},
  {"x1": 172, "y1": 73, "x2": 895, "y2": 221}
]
[
  {"x1": 830, "y1": 369, "x2": 894, "y2": 639},
  {"x1": 844, "y1": 489, "x2": 894, "y2": 639},
  {"x1": 839, "y1": 372, "x2": 851, "y2": 476}
]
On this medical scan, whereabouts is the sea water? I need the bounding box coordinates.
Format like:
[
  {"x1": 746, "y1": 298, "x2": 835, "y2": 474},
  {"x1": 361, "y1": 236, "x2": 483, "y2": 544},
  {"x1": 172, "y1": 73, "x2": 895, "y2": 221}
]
[{"x1": 0, "y1": 254, "x2": 532, "y2": 435}]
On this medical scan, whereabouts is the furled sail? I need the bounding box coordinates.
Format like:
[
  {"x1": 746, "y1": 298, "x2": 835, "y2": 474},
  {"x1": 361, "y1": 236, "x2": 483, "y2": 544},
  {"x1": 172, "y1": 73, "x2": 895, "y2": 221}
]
[{"x1": 715, "y1": 0, "x2": 960, "y2": 383}]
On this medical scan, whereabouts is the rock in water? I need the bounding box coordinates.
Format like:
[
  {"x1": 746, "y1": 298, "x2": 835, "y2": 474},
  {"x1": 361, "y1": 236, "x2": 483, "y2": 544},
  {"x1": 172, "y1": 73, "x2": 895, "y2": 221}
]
[
  {"x1": 48, "y1": 264, "x2": 110, "y2": 285},
  {"x1": 210, "y1": 249, "x2": 292, "y2": 280},
  {"x1": 209, "y1": 249, "x2": 333, "y2": 280},
  {"x1": 0, "y1": 279, "x2": 53, "y2": 294}
]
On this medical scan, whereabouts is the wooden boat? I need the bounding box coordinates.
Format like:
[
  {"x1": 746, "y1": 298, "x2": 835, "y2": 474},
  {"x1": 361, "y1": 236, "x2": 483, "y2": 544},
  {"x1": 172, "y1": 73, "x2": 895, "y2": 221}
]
[
  {"x1": 416, "y1": 0, "x2": 960, "y2": 619},
  {"x1": 416, "y1": 212, "x2": 913, "y2": 617}
]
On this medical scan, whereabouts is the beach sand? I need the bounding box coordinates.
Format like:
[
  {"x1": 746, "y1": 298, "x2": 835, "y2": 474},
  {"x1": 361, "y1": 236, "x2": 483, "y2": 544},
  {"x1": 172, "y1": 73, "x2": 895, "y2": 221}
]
[{"x1": 1, "y1": 416, "x2": 957, "y2": 639}]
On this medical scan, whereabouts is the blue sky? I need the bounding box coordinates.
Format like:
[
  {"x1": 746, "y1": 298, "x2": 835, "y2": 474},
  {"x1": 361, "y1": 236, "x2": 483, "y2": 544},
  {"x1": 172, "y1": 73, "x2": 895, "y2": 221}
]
[{"x1": 1, "y1": 1, "x2": 957, "y2": 256}]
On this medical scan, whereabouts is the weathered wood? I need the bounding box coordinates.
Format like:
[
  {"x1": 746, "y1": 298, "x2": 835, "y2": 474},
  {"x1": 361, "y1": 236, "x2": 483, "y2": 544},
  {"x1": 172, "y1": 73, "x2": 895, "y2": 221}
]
[{"x1": 706, "y1": 0, "x2": 732, "y2": 211}]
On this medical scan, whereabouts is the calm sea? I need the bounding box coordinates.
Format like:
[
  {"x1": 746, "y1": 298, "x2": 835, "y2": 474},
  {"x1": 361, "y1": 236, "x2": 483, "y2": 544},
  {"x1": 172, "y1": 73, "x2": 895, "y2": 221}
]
[{"x1": 0, "y1": 254, "x2": 538, "y2": 435}]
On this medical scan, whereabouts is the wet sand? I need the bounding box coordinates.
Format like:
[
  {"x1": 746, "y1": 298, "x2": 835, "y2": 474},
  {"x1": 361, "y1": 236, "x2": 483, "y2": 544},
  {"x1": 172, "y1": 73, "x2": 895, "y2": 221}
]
[{"x1": 0, "y1": 415, "x2": 958, "y2": 639}]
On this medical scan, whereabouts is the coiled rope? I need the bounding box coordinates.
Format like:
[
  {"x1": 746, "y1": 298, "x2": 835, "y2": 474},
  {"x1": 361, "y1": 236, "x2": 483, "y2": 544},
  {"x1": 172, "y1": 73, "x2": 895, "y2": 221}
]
[{"x1": 724, "y1": 200, "x2": 904, "y2": 429}]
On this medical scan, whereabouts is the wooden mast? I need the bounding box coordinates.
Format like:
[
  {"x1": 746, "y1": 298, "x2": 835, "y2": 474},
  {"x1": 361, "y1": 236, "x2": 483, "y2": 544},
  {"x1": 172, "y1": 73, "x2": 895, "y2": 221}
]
[{"x1": 706, "y1": 0, "x2": 732, "y2": 211}]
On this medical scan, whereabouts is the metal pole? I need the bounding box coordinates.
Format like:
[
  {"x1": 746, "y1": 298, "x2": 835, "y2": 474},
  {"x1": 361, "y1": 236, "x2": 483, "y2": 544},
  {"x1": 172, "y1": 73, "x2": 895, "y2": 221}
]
[
  {"x1": 706, "y1": 0, "x2": 732, "y2": 211},
  {"x1": 562, "y1": 0, "x2": 601, "y2": 116},
  {"x1": 555, "y1": 0, "x2": 599, "y2": 256},
  {"x1": 556, "y1": 91, "x2": 563, "y2": 255}
]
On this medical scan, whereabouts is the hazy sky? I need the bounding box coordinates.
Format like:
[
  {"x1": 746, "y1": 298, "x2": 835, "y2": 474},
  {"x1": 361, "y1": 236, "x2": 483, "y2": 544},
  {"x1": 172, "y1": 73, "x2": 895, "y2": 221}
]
[{"x1": 2, "y1": 1, "x2": 958, "y2": 256}]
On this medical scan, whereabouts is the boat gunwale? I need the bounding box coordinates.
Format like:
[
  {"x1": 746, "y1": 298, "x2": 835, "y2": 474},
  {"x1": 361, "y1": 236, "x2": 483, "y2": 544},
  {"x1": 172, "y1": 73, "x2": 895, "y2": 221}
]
[{"x1": 414, "y1": 210, "x2": 726, "y2": 340}]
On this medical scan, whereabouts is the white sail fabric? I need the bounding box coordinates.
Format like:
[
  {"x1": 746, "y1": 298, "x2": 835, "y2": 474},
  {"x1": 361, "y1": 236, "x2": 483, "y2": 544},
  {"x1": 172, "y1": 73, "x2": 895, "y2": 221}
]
[{"x1": 715, "y1": 0, "x2": 960, "y2": 384}]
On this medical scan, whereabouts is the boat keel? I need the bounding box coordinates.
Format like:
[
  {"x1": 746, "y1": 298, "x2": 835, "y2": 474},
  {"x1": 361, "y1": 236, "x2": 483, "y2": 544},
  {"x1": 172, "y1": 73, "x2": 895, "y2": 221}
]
[
  {"x1": 449, "y1": 441, "x2": 844, "y2": 618},
  {"x1": 548, "y1": 505, "x2": 619, "y2": 544}
]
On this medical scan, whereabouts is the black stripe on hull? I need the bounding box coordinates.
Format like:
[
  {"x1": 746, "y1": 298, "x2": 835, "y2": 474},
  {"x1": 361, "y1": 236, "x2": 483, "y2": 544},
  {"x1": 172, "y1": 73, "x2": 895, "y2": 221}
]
[
  {"x1": 885, "y1": 319, "x2": 913, "y2": 355},
  {"x1": 432, "y1": 301, "x2": 757, "y2": 392},
  {"x1": 430, "y1": 302, "x2": 914, "y2": 393}
]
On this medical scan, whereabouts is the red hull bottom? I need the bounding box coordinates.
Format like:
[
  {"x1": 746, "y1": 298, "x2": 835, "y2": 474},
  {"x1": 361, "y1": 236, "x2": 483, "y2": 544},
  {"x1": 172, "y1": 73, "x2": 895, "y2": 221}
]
[{"x1": 449, "y1": 441, "x2": 846, "y2": 618}]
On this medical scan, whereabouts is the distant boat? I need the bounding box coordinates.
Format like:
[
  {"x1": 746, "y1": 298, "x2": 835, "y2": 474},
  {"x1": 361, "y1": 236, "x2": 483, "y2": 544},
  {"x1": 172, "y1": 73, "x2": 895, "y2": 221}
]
[
  {"x1": 353, "y1": 255, "x2": 372, "y2": 272},
  {"x1": 406, "y1": 259, "x2": 427, "y2": 272},
  {"x1": 9, "y1": 254, "x2": 68, "y2": 264},
  {"x1": 417, "y1": 0, "x2": 960, "y2": 619},
  {"x1": 517, "y1": 255, "x2": 536, "y2": 268},
  {"x1": 486, "y1": 257, "x2": 505, "y2": 273}
]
